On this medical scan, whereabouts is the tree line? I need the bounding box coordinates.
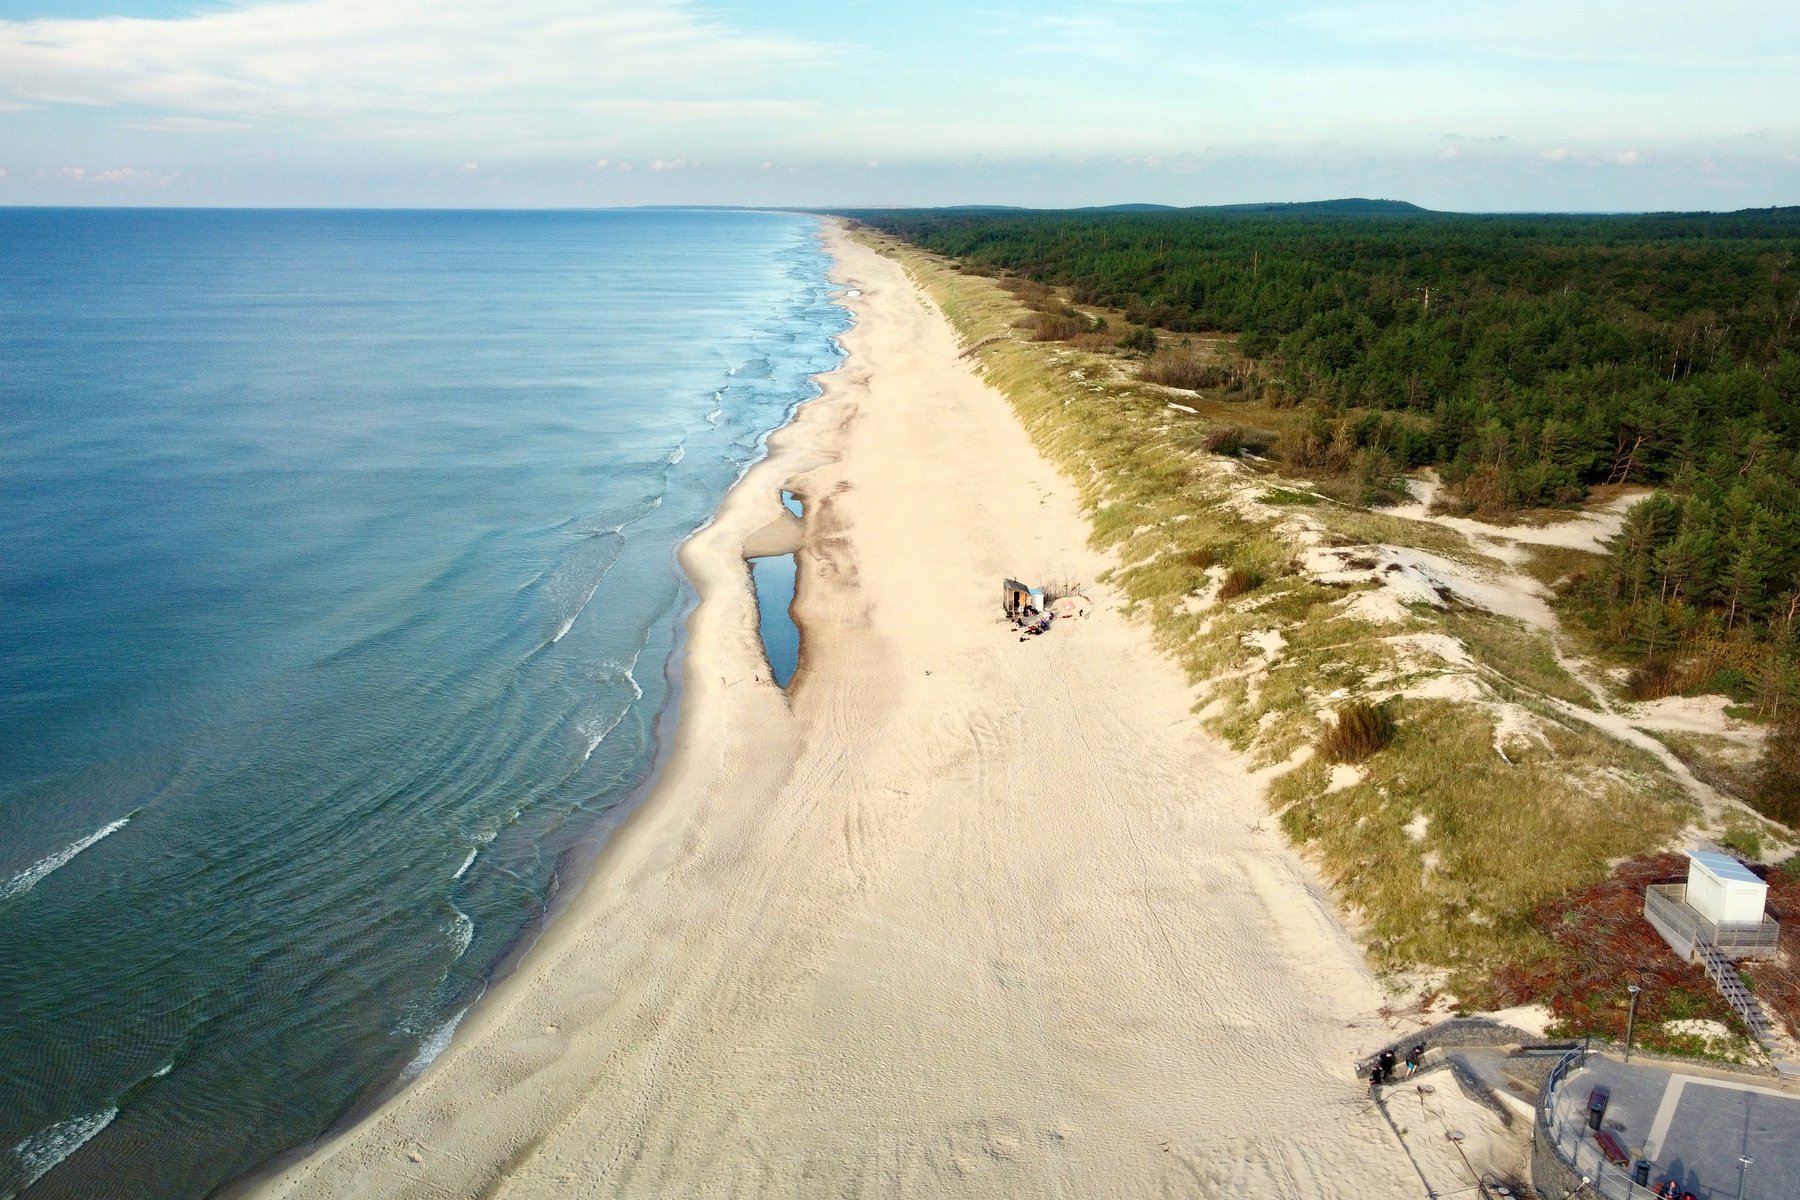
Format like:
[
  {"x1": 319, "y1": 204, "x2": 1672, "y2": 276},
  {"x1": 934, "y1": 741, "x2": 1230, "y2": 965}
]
[{"x1": 846, "y1": 207, "x2": 1800, "y2": 503}]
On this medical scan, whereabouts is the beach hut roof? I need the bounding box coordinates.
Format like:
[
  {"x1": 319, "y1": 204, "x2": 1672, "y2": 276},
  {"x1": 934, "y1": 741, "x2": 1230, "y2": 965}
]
[{"x1": 1686, "y1": 849, "x2": 1761, "y2": 886}]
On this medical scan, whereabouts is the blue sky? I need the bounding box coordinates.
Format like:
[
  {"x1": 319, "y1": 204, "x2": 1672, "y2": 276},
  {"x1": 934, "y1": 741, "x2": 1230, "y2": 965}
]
[{"x1": 0, "y1": 0, "x2": 1795, "y2": 209}]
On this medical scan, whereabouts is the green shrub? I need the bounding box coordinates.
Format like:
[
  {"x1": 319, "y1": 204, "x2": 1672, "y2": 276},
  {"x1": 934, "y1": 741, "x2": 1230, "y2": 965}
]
[
  {"x1": 1119, "y1": 325, "x2": 1158, "y2": 354},
  {"x1": 1721, "y1": 824, "x2": 1763, "y2": 861},
  {"x1": 1752, "y1": 714, "x2": 1800, "y2": 828},
  {"x1": 1698, "y1": 666, "x2": 1750, "y2": 699}
]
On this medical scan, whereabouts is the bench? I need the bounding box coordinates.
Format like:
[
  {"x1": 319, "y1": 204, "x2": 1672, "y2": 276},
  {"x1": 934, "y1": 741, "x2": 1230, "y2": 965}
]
[{"x1": 1593, "y1": 1129, "x2": 1630, "y2": 1166}]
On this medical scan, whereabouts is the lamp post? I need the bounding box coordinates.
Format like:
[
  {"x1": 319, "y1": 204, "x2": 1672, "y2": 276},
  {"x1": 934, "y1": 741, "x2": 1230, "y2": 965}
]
[
  {"x1": 1736, "y1": 1154, "x2": 1753, "y2": 1200},
  {"x1": 1624, "y1": 984, "x2": 1642, "y2": 1063}
]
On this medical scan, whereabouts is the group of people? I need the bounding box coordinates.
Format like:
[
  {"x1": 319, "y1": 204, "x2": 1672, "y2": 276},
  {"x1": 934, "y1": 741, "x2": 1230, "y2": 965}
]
[
  {"x1": 1369, "y1": 1042, "x2": 1427, "y2": 1087},
  {"x1": 1015, "y1": 608, "x2": 1054, "y2": 640},
  {"x1": 1653, "y1": 1181, "x2": 1697, "y2": 1200}
]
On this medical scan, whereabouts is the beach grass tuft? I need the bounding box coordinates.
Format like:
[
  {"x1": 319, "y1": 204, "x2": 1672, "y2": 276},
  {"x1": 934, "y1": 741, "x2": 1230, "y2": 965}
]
[{"x1": 1320, "y1": 700, "x2": 1396, "y2": 763}]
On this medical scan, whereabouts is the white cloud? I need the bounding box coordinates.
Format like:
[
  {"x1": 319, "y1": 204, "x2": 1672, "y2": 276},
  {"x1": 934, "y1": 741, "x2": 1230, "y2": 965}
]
[
  {"x1": 0, "y1": 0, "x2": 829, "y2": 146},
  {"x1": 577, "y1": 98, "x2": 821, "y2": 123},
  {"x1": 39, "y1": 164, "x2": 173, "y2": 186},
  {"x1": 125, "y1": 115, "x2": 252, "y2": 133},
  {"x1": 91, "y1": 166, "x2": 174, "y2": 185},
  {"x1": 1542, "y1": 146, "x2": 1645, "y2": 167},
  {"x1": 459, "y1": 161, "x2": 479, "y2": 172}
]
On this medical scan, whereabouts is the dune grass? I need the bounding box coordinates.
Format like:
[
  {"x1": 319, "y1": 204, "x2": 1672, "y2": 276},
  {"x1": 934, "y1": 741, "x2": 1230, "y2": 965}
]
[
  {"x1": 859, "y1": 228, "x2": 1697, "y2": 980},
  {"x1": 1519, "y1": 544, "x2": 1607, "y2": 591},
  {"x1": 1272, "y1": 700, "x2": 1689, "y2": 968},
  {"x1": 1438, "y1": 608, "x2": 1599, "y2": 710}
]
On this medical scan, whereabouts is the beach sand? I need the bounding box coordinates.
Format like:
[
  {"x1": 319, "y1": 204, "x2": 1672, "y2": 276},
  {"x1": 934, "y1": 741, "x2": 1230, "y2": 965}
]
[{"x1": 250, "y1": 223, "x2": 1426, "y2": 1198}]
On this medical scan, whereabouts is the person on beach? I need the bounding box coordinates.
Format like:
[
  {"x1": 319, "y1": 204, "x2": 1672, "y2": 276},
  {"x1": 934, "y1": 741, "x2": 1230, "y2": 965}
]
[
  {"x1": 1403, "y1": 1043, "x2": 1425, "y2": 1077},
  {"x1": 1375, "y1": 1049, "x2": 1396, "y2": 1086}
]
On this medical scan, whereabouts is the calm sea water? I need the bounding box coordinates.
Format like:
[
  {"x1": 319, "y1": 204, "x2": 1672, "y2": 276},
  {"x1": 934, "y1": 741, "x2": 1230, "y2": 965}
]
[{"x1": 0, "y1": 208, "x2": 846, "y2": 1199}]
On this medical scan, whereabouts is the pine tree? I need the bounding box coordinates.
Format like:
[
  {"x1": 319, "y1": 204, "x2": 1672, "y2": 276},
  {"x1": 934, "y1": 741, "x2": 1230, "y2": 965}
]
[
  {"x1": 1721, "y1": 516, "x2": 1776, "y2": 632},
  {"x1": 1609, "y1": 494, "x2": 1681, "y2": 607}
]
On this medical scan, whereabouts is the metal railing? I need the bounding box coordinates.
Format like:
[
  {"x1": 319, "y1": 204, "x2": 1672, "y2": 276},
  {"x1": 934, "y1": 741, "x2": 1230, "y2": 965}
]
[
  {"x1": 1537, "y1": 1049, "x2": 1665, "y2": 1200},
  {"x1": 1644, "y1": 883, "x2": 1780, "y2": 959}
]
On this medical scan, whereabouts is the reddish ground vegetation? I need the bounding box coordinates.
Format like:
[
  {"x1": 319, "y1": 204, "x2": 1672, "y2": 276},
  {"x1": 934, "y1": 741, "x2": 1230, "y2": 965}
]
[
  {"x1": 1741, "y1": 861, "x2": 1800, "y2": 1041},
  {"x1": 1482, "y1": 854, "x2": 1745, "y2": 1053}
]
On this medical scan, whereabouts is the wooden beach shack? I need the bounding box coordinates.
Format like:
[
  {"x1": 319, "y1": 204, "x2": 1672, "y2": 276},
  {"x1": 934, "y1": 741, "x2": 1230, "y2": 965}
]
[{"x1": 1002, "y1": 578, "x2": 1046, "y2": 620}]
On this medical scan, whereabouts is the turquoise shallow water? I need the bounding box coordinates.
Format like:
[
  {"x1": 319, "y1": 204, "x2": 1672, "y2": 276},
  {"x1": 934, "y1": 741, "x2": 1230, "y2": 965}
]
[
  {"x1": 0, "y1": 208, "x2": 846, "y2": 1199},
  {"x1": 749, "y1": 553, "x2": 800, "y2": 688}
]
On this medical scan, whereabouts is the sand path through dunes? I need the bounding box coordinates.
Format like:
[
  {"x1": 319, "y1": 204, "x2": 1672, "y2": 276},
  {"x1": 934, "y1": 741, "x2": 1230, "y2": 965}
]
[{"x1": 250, "y1": 225, "x2": 1422, "y2": 1199}]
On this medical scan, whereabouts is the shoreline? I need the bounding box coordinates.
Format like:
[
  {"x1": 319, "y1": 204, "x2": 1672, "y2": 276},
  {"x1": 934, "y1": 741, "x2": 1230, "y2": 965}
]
[
  {"x1": 224, "y1": 224, "x2": 846, "y2": 1198},
  {"x1": 248, "y1": 221, "x2": 1438, "y2": 1198}
]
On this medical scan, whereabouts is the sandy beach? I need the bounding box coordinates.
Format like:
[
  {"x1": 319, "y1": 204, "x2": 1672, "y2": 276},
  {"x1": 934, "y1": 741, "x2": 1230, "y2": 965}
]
[{"x1": 250, "y1": 223, "x2": 1431, "y2": 1198}]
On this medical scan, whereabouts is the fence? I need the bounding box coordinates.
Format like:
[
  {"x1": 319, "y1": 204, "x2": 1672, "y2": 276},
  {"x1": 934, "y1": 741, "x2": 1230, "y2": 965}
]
[
  {"x1": 1644, "y1": 883, "x2": 1781, "y2": 960},
  {"x1": 1534, "y1": 1049, "x2": 1666, "y2": 1200}
]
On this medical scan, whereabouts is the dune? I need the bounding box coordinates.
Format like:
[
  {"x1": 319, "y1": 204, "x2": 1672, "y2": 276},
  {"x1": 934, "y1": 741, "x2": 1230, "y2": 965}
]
[{"x1": 249, "y1": 222, "x2": 1422, "y2": 1198}]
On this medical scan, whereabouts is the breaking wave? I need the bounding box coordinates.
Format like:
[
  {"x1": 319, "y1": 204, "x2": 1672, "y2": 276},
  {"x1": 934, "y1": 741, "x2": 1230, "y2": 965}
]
[
  {"x1": 5, "y1": 1107, "x2": 118, "y2": 1196},
  {"x1": 1, "y1": 815, "x2": 133, "y2": 903}
]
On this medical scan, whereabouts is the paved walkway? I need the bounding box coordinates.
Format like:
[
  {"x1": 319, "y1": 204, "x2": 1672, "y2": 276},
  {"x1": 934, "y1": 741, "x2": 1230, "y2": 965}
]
[{"x1": 1553, "y1": 1055, "x2": 1799, "y2": 1200}]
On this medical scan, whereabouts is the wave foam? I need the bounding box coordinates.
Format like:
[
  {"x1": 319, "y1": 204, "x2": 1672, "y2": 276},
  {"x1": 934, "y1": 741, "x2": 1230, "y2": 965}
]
[
  {"x1": 1, "y1": 815, "x2": 133, "y2": 902},
  {"x1": 398, "y1": 1007, "x2": 469, "y2": 1083},
  {"x1": 580, "y1": 709, "x2": 626, "y2": 763},
  {"x1": 7, "y1": 1107, "x2": 117, "y2": 1194},
  {"x1": 448, "y1": 905, "x2": 474, "y2": 959},
  {"x1": 578, "y1": 651, "x2": 646, "y2": 763}
]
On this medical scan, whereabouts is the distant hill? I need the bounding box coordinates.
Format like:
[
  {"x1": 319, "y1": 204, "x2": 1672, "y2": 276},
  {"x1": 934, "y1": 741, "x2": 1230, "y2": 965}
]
[
  {"x1": 832, "y1": 198, "x2": 1432, "y2": 217},
  {"x1": 1194, "y1": 198, "x2": 1428, "y2": 215}
]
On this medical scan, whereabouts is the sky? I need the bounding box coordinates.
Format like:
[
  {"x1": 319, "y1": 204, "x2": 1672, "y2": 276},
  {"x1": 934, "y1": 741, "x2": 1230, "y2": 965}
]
[{"x1": 0, "y1": 0, "x2": 1796, "y2": 210}]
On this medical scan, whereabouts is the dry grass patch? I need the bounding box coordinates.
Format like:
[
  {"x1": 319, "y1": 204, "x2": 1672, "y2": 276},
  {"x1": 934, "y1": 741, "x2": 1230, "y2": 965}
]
[
  {"x1": 1438, "y1": 608, "x2": 1598, "y2": 709},
  {"x1": 1520, "y1": 544, "x2": 1606, "y2": 591},
  {"x1": 1272, "y1": 699, "x2": 1692, "y2": 971},
  {"x1": 1140, "y1": 351, "x2": 1230, "y2": 390},
  {"x1": 1647, "y1": 729, "x2": 1756, "y2": 797},
  {"x1": 1315, "y1": 506, "x2": 1502, "y2": 569}
]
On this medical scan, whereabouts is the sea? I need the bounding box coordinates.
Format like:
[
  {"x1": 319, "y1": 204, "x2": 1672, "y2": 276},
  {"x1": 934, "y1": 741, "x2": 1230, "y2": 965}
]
[{"x1": 0, "y1": 208, "x2": 848, "y2": 1199}]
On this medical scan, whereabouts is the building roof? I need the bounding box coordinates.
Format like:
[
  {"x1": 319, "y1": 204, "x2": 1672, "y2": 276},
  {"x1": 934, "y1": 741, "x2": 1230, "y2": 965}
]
[{"x1": 1686, "y1": 849, "x2": 1763, "y2": 887}]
